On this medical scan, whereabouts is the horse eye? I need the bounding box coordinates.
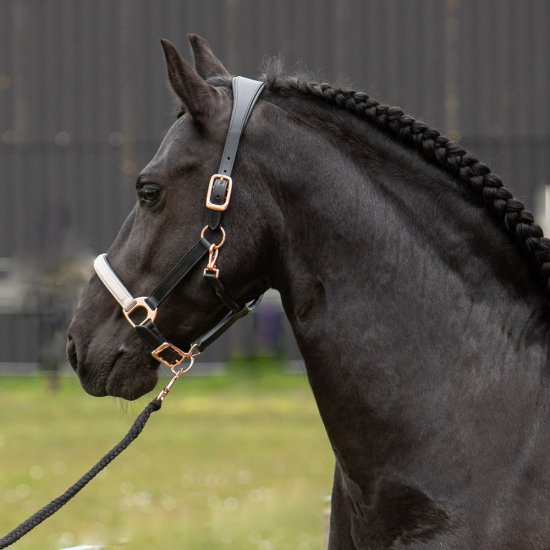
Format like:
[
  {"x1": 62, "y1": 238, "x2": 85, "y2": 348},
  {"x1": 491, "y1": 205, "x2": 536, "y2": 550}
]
[{"x1": 138, "y1": 183, "x2": 161, "y2": 206}]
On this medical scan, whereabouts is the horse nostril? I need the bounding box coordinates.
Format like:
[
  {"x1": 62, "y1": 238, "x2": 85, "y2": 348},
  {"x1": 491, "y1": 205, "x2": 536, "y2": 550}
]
[{"x1": 66, "y1": 335, "x2": 78, "y2": 372}]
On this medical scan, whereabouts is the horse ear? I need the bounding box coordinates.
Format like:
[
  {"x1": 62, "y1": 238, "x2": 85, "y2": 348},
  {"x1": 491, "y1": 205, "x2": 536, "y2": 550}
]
[
  {"x1": 188, "y1": 34, "x2": 231, "y2": 79},
  {"x1": 160, "y1": 39, "x2": 218, "y2": 123}
]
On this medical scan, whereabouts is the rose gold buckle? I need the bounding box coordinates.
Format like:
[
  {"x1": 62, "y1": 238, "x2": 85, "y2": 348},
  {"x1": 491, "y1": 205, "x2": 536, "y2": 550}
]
[
  {"x1": 206, "y1": 174, "x2": 233, "y2": 211},
  {"x1": 123, "y1": 297, "x2": 157, "y2": 328},
  {"x1": 151, "y1": 342, "x2": 191, "y2": 370}
]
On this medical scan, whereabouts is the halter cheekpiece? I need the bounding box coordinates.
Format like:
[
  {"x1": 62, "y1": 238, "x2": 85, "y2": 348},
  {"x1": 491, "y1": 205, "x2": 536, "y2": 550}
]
[{"x1": 94, "y1": 76, "x2": 265, "y2": 377}]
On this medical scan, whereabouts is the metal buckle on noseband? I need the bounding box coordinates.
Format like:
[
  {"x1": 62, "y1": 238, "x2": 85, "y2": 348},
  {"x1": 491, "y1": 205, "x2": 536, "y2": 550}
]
[
  {"x1": 206, "y1": 174, "x2": 233, "y2": 211},
  {"x1": 123, "y1": 297, "x2": 157, "y2": 328}
]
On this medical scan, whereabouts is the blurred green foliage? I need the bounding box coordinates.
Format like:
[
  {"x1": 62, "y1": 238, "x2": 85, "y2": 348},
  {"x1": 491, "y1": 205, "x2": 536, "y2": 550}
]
[{"x1": 0, "y1": 367, "x2": 333, "y2": 549}]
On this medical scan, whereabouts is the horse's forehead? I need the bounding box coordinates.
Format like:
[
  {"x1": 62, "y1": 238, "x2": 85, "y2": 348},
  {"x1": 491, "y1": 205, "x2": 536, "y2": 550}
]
[
  {"x1": 141, "y1": 117, "x2": 214, "y2": 178},
  {"x1": 141, "y1": 119, "x2": 190, "y2": 172}
]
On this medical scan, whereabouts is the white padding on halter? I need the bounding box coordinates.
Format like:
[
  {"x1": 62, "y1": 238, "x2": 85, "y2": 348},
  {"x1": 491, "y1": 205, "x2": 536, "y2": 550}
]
[{"x1": 93, "y1": 253, "x2": 136, "y2": 311}]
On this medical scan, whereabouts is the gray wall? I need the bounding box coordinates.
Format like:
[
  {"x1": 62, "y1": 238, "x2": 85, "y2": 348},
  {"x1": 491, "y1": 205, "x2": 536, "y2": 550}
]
[{"x1": 0, "y1": 0, "x2": 549, "y2": 366}]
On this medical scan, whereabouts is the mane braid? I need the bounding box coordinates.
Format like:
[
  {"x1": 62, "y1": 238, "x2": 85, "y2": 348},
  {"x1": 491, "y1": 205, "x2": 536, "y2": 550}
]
[{"x1": 267, "y1": 76, "x2": 550, "y2": 292}]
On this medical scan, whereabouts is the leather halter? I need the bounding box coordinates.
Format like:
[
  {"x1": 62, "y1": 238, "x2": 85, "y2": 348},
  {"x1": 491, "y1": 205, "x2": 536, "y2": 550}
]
[{"x1": 94, "y1": 76, "x2": 265, "y2": 373}]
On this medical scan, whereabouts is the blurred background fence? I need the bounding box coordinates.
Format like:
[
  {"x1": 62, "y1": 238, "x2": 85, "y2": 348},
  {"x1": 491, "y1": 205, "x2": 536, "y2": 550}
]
[{"x1": 0, "y1": 0, "x2": 549, "y2": 372}]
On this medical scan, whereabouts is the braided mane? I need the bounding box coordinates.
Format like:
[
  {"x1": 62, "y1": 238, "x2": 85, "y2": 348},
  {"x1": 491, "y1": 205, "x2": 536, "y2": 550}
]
[{"x1": 263, "y1": 75, "x2": 550, "y2": 291}]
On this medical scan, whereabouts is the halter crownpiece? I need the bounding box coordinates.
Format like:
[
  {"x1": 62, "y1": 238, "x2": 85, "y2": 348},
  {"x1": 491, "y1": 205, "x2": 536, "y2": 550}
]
[{"x1": 93, "y1": 76, "x2": 265, "y2": 375}]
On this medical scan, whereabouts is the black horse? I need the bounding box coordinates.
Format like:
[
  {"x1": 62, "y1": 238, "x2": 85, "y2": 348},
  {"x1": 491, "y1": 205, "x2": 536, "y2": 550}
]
[{"x1": 67, "y1": 35, "x2": 550, "y2": 549}]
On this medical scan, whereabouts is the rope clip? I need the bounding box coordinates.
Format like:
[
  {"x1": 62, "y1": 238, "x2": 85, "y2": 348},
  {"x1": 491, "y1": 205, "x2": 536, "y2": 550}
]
[{"x1": 155, "y1": 344, "x2": 201, "y2": 402}]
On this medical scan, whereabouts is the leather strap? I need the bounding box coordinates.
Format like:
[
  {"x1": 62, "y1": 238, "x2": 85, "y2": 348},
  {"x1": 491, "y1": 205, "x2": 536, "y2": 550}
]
[
  {"x1": 135, "y1": 320, "x2": 167, "y2": 350},
  {"x1": 219, "y1": 77, "x2": 265, "y2": 176},
  {"x1": 208, "y1": 77, "x2": 265, "y2": 230},
  {"x1": 203, "y1": 272, "x2": 243, "y2": 312},
  {"x1": 135, "y1": 321, "x2": 189, "y2": 365},
  {"x1": 147, "y1": 238, "x2": 211, "y2": 309},
  {"x1": 194, "y1": 296, "x2": 263, "y2": 352},
  {"x1": 136, "y1": 296, "x2": 263, "y2": 359}
]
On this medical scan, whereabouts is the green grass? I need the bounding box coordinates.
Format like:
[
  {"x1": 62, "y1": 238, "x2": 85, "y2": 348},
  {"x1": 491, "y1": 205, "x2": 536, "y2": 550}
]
[{"x1": 0, "y1": 365, "x2": 333, "y2": 549}]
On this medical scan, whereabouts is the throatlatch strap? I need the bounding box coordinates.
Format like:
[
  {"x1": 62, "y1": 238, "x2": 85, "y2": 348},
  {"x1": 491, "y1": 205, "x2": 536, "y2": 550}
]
[{"x1": 208, "y1": 77, "x2": 265, "y2": 230}]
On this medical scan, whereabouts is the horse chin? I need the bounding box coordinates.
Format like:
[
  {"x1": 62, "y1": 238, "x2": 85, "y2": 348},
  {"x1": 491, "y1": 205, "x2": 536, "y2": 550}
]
[
  {"x1": 78, "y1": 353, "x2": 160, "y2": 401},
  {"x1": 105, "y1": 360, "x2": 160, "y2": 400}
]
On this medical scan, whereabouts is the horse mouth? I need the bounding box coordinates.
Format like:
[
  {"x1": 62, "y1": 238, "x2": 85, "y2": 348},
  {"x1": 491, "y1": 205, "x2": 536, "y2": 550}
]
[{"x1": 68, "y1": 336, "x2": 160, "y2": 400}]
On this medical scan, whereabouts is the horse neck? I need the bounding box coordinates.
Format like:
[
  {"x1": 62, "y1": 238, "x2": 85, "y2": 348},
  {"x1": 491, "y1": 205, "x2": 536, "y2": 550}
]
[{"x1": 264, "y1": 98, "x2": 550, "y2": 472}]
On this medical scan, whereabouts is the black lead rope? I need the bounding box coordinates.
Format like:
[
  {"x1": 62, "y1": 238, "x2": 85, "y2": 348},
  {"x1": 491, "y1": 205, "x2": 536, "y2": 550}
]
[{"x1": 0, "y1": 398, "x2": 162, "y2": 549}]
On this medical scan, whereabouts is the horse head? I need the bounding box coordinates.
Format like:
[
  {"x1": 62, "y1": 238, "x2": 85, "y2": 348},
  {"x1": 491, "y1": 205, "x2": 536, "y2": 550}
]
[{"x1": 67, "y1": 36, "x2": 278, "y2": 399}]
